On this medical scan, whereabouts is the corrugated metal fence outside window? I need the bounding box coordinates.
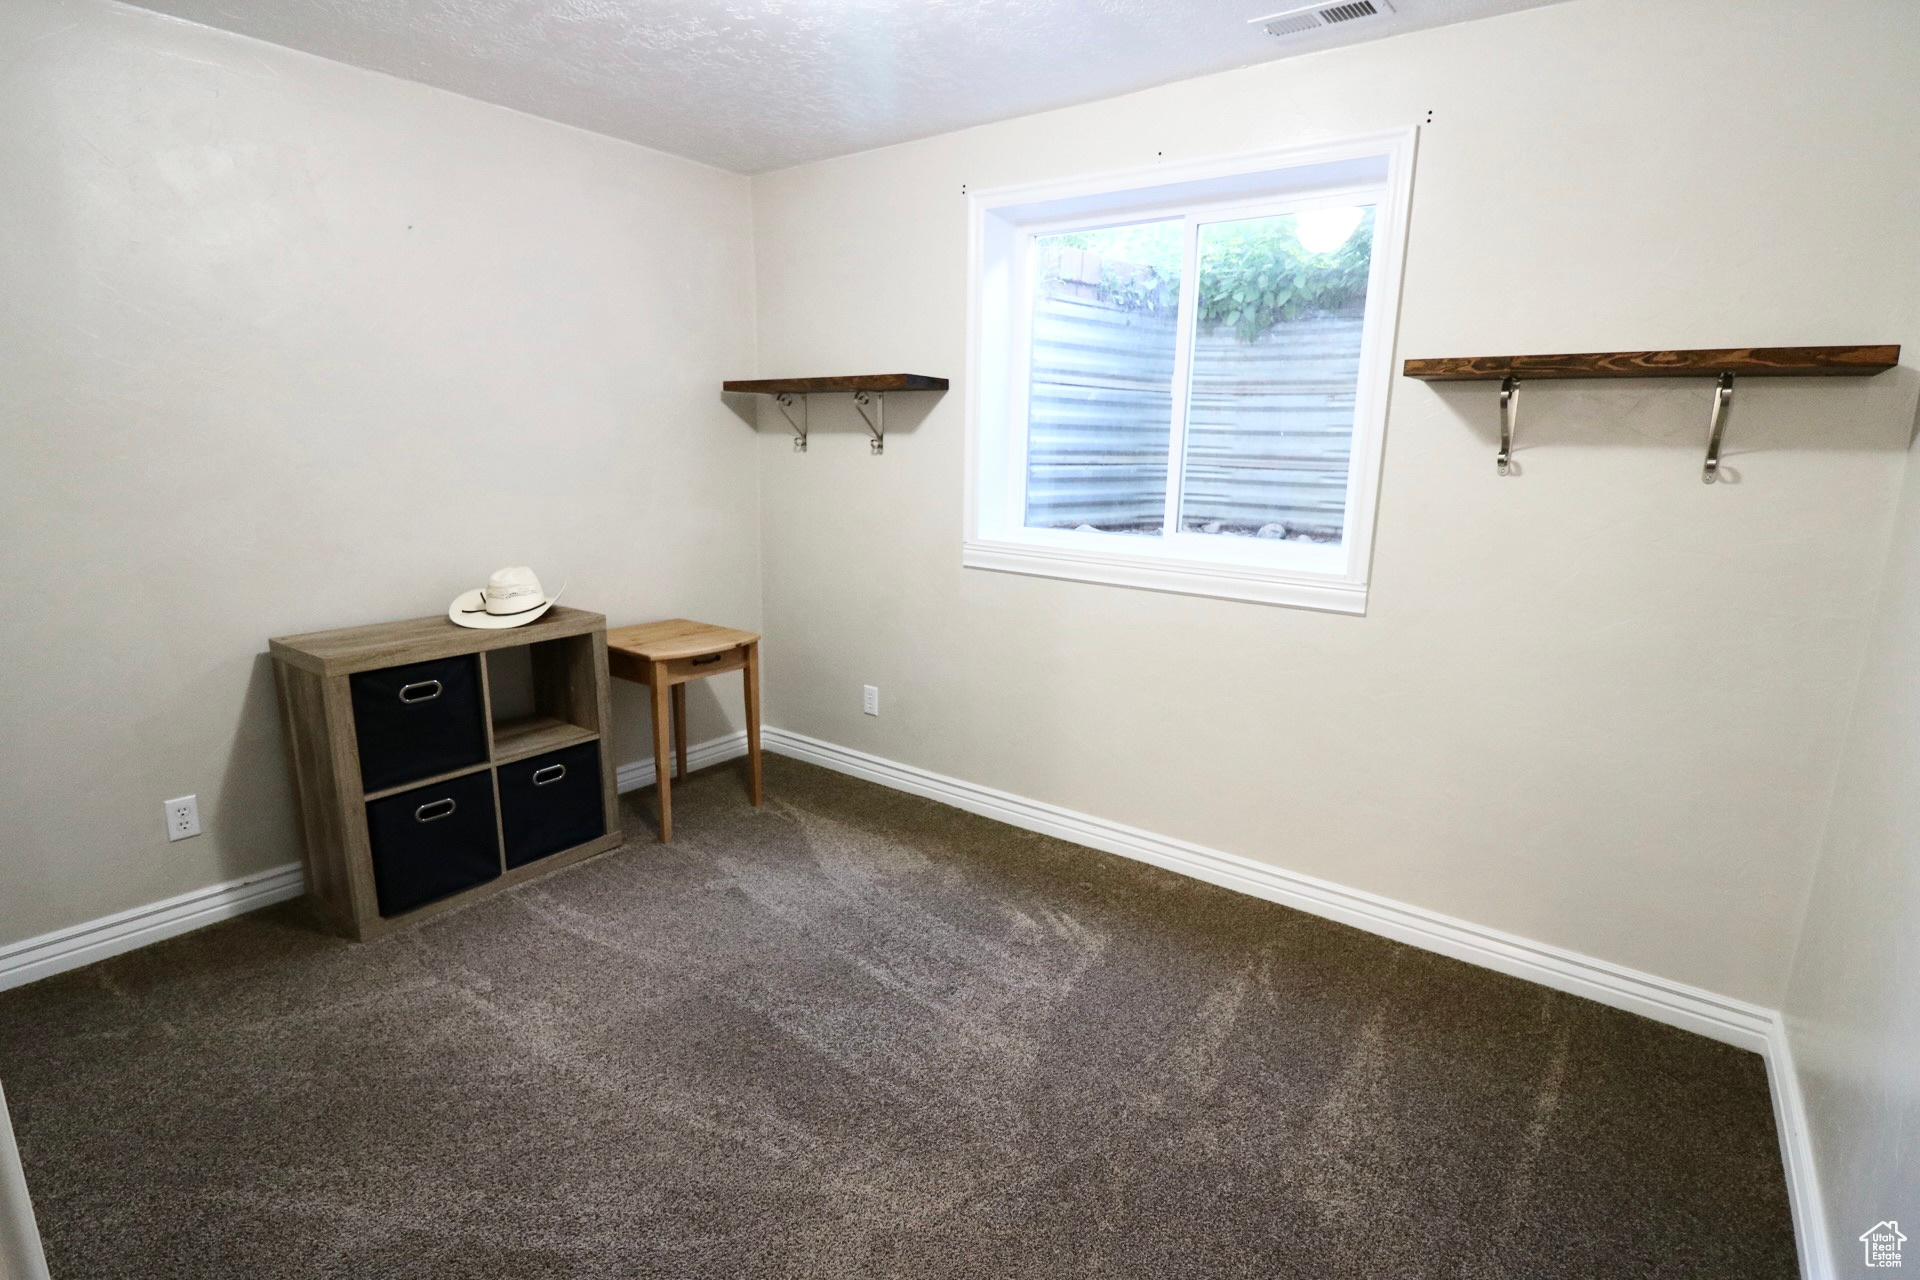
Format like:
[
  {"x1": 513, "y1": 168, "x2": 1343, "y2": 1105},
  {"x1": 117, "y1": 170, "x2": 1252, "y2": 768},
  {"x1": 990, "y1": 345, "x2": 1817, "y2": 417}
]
[{"x1": 1025, "y1": 294, "x2": 1364, "y2": 540}]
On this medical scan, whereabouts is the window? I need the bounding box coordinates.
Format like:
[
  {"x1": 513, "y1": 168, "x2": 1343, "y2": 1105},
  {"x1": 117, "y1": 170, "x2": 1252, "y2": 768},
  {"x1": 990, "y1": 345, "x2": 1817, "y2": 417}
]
[{"x1": 964, "y1": 132, "x2": 1415, "y2": 612}]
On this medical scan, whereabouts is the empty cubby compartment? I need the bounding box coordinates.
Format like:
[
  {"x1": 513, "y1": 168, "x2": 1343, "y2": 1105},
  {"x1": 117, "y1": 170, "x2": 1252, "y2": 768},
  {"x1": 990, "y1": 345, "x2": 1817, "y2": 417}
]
[{"x1": 486, "y1": 636, "x2": 601, "y2": 761}]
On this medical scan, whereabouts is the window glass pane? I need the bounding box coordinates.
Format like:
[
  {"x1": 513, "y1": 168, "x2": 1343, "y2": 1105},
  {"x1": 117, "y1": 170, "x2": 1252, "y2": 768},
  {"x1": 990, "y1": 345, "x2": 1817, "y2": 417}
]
[
  {"x1": 1024, "y1": 221, "x2": 1182, "y2": 534},
  {"x1": 1178, "y1": 206, "x2": 1375, "y2": 544}
]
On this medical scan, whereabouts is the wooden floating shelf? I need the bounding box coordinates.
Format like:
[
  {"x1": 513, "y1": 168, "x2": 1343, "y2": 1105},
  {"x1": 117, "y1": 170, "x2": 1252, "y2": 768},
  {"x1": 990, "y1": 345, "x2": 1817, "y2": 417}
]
[
  {"x1": 722, "y1": 374, "x2": 949, "y2": 454},
  {"x1": 1402, "y1": 345, "x2": 1901, "y2": 483},
  {"x1": 722, "y1": 374, "x2": 949, "y2": 394},
  {"x1": 1403, "y1": 345, "x2": 1899, "y2": 382}
]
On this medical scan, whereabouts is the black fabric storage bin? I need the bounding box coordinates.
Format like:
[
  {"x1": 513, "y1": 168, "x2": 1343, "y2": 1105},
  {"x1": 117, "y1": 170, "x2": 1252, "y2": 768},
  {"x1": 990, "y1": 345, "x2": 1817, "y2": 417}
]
[
  {"x1": 350, "y1": 655, "x2": 489, "y2": 793},
  {"x1": 498, "y1": 741, "x2": 604, "y2": 869},
  {"x1": 365, "y1": 769, "x2": 501, "y2": 917}
]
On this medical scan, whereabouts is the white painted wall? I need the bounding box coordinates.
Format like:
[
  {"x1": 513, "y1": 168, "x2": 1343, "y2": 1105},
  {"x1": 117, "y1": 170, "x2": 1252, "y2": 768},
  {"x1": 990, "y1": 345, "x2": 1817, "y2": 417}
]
[
  {"x1": 0, "y1": 0, "x2": 759, "y2": 949},
  {"x1": 1785, "y1": 441, "x2": 1920, "y2": 1263},
  {"x1": 3, "y1": 0, "x2": 1918, "y2": 1259},
  {"x1": 749, "y1": 0, "x2": 1920, "y2": 1006}
]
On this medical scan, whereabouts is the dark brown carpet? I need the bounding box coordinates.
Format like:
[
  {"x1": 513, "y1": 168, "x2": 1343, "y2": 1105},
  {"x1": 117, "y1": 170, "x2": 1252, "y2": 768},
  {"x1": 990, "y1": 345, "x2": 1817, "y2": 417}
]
[{"x1": 0, "y1": 756, "x2": 1796, "y2": 1279}]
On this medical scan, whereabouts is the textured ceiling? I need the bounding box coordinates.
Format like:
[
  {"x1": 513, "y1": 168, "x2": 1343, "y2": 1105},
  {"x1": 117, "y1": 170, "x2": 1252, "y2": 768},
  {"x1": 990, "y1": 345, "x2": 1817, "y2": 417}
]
[{"x1": 117, "y1": 0, "x2": 1568, "y2": 173}]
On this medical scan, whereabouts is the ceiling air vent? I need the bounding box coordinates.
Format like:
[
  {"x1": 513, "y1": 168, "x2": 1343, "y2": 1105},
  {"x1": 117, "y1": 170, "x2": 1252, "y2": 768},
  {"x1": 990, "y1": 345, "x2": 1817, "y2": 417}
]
[{"x1": 1250, "y1": 0, "x2": 1393, "y2": 38}]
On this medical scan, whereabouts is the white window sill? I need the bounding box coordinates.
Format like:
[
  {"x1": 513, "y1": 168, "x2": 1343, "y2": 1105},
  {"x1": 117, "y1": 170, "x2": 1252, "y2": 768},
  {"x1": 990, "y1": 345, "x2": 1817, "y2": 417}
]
[{"x1": 962, "y1": 537, "x2": 1369, "y2": 613}]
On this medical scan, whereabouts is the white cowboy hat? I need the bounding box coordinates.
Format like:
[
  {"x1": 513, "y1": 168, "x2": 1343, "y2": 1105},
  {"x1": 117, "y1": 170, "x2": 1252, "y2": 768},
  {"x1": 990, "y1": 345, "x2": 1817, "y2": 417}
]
[{"x1": 448, "y1": 566, "x2": 564, "y2": 629}]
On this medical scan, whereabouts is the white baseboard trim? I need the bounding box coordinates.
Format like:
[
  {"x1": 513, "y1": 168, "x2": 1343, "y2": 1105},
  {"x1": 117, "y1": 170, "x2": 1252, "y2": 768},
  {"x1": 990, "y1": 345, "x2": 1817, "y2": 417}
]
[
  {"x1": 0, "y1": 724, "x2": 1832, "y2": 1277},
  {"x1": 0, "y1": 735, "x2": 752, "y2": 994},
  {"x1": 0, "y1": 862, "x2": 305, "y2": 994},
  {"x1": 761, "y1": 726, "x2": 1831, "y2": 1279},
  {"x1": 763, "y1": 727, "x2": 1772, "y2": 1048},
  {"x1": 615, "y1": 729, "x2": 749, "y2": 794},
  {"x1": 1766, "y1": 1019, "x2": 1835, "y2": 1280}
]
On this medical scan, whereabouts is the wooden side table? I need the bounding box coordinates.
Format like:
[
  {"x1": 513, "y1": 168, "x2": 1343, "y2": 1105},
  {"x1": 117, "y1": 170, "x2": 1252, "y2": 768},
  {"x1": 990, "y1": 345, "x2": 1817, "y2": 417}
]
[{"x1": 605, "y1": 619, "x2": 762, "y2": 841}]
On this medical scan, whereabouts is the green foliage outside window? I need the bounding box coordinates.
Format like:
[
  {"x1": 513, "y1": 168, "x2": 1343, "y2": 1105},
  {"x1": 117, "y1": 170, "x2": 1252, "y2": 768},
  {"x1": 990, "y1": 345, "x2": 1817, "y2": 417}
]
[{"x1": 1044, "y1": 209, "x2": 1375, "y2": 342}]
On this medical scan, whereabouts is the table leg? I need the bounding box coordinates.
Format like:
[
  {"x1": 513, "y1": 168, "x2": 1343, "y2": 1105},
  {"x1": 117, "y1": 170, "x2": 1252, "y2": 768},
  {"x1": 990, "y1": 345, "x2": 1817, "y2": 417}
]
[
  {"x1": 649, "y1": 662, "x2": 673, "y2": 842},
  {"x1": 744, "y1": 641, "x2": 763, "y2": 806},
  {"x1": 671, "y1": 683, "x2": 688, "y2": 781}
]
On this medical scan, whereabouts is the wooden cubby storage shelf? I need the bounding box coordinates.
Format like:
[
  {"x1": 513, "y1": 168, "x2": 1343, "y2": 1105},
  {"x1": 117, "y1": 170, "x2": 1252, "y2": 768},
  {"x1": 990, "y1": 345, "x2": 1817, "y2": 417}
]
[
  {"x1": 270, "y1": 606, "x2": 622, "y2": 941},
  {"x1": 362, "y1": 761, "x2": 492, "y2": 805},
  {"x1": 492, "y1": 716, "x2": 598, "y2": 764}
]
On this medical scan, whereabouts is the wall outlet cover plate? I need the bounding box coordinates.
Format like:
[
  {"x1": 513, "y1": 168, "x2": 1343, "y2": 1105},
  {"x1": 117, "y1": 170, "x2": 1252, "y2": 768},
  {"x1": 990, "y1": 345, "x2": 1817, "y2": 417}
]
[{"x1": 165, "y1": 795, "x2": 201, "y2": 841}]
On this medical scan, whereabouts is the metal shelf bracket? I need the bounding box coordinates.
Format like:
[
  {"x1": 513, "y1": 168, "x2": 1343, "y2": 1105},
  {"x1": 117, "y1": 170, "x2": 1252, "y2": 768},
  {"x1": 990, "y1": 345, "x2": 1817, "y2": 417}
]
[
  {"x1": 774, "y1": 393, "x2": 809, "y2": 453},
  {"x1": 1701, "y1": 372, "x2": 1734, "y2": 484},
  {"x1": 1496, "y1": 376, "x2": 1519, "y2": 475},
  {"x1": 852, "y1": 390, "x2": 885, "y2": 454}
]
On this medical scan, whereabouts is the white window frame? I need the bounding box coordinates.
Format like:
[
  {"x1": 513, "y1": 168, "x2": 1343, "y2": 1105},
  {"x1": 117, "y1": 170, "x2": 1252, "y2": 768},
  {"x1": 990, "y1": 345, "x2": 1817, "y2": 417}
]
[{"x1": 963, "y1": 129, "x2": 1417, "y2": 613}]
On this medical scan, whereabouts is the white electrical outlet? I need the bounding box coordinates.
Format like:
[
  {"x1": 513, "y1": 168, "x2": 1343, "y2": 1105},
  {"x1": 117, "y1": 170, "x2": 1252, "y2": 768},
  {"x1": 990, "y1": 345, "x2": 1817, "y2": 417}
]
[
  {"x1": 164, "y1": 795, "x2": 201, "y2": 841},
  {"x1": 862, "y1": 685, "x2": 880, "y2": 716}
]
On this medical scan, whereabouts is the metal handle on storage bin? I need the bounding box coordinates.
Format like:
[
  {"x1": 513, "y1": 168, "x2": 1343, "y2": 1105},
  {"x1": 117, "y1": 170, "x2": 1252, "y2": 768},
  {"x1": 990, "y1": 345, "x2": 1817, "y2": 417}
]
[
  {"x1": 398, "y1": 680, "x2": 444, "y2": 704},
  {"x1": 415, "y1": 797, "x2": 457, "y2": 822},
  {"x1": 532, "y1": 764, "x2": 566, "y2": 786}
]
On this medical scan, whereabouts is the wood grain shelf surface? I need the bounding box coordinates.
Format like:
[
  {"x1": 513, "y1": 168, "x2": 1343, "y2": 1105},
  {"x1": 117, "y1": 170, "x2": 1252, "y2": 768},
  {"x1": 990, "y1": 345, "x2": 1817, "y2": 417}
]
[
  {"x1": 270, "y1": 606, "x2": 606, "y2": 676},
  {"x1": 1403, "y1": 345, "x2": 1899, "y2": 382},
  {"x1": 361, "y1": 760, "x2": 494, "y2": 804},
  {"x1": 491, "y1": 717, "x2": 598, "y2": 764},
  {"x1": 722, "y1": 374, "x2": 949, "y2": 394}
]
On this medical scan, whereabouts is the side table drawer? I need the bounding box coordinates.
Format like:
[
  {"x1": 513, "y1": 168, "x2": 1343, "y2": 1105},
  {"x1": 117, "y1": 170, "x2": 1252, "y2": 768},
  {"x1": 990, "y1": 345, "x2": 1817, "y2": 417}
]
[
  {"x1": 350, "y1": 655, "x2": 489, "y2": 793},
  {"x1": 660, "y1": 645, "x2": 749, "y2": 682},
  {"x1": 498, "y1": 741, "x2": 605, "y2": 869},
  {"x1": 365, "y1": 770, "x2": 501, "y2": 917}
]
